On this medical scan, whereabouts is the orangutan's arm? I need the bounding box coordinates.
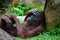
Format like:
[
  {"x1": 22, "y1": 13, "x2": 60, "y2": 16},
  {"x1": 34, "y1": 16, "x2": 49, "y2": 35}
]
[
  {"x1": 0, "y1": 19, "x2": 17, "y2": 37},
  {"x1": 14, "y1": 20, "x2": 44, "y2": 38}
]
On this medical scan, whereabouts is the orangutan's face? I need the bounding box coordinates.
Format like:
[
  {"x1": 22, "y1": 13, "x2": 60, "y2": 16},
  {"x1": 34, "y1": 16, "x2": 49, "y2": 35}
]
[{"x1": 26, "y1": 11, "x2": 43, "y2": 25}]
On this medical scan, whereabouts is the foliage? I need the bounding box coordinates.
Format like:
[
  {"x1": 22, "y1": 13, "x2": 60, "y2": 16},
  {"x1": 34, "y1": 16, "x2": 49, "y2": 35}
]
[
  {"x1": 16, "y1": 32, "x2": 60, "y2": 40},
  {"x1": 7, "y1": 1, "x2": 44, "y2": 16}
]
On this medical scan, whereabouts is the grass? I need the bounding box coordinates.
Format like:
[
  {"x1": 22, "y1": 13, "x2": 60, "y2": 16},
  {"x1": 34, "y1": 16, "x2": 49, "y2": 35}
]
[
  {"x1": 7, "y1": 1, "x2": 44, "y2": 16},
  {"x1": 16, "y1": 33, "x2": 60, "y2": 40}
]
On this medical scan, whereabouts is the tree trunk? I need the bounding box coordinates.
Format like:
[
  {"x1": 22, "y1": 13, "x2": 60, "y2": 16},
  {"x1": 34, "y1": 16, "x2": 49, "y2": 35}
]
[{"x1": 45, "y1": 0, "x2": 60, "y2": 31}]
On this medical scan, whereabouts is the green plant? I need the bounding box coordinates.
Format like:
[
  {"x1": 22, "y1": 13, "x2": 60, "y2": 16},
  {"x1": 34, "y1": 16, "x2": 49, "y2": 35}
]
[
  {"x1": 7, "y1": 0, "x2": 44, "y2": 16},
  {"x1": 16, "y1": 32, "x2": 60, "y2": 40}
]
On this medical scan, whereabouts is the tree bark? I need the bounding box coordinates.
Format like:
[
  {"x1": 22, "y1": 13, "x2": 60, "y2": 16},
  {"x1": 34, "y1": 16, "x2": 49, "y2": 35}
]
[{"x1": 45, "y1": 0, "x2": 60, "y2": 31}]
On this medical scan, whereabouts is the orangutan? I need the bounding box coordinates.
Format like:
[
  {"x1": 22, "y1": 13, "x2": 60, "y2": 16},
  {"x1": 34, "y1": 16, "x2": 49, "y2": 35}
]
[{"x1": 0, "y1": 9, "x2": 45, "y2": 38}]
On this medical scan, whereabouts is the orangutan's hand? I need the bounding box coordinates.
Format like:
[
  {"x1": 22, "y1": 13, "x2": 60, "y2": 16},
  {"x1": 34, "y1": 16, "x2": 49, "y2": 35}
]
[
  {"x1": 9, "y1": 14, "x2": 19, "y2": 23},
  {"x1": 2, "y1": 15, "x2": 12, "y2": 24},
  {"x1": 1, "y1": 15, "x2": 12, "y2": 27}
]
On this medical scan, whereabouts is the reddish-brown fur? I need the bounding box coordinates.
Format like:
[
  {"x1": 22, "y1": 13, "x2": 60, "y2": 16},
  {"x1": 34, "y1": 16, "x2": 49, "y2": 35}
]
[{"x1": 0, "y1": 10, "x2": 45, "y2": 38}]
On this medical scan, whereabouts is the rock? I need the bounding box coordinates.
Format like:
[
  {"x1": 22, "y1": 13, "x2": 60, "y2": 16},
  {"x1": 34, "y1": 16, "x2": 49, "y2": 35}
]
[{"x1": 0, "y1": 29, "x2": 15, "y2": 40}]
